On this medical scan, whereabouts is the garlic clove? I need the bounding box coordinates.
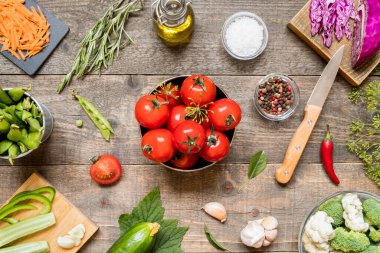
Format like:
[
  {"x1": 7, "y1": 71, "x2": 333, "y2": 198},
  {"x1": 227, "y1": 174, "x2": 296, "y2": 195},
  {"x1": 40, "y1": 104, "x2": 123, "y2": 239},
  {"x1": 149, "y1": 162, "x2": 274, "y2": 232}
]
[
  {"x1": 240, "y1": 220, "x2": 265, "y2": 248},
  {"x1": 263, "y1": 239, "x2": 272, "y2": 247},
  {"x1": 262, "y1": 216, "x2": 278, "y2": 230},
  {"x1": 202, "y1": 202, "x2": 227, "y2": 223},
  {"x1": 69, "y1": 224, "x2": 86, "y2": 239},
  {"x1": 265, "y1": 229, "x2": 278, "y2": 242},
  {"x1": 57, "y1": 236, "x2": 76, "y2": 249}
]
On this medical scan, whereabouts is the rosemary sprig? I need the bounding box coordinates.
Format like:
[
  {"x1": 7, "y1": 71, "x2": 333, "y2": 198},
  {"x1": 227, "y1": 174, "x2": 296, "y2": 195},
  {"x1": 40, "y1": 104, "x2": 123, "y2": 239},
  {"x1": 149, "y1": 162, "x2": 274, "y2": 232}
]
[
  {"x1": 347, "y1": 81, "x2": 380, "y2": 186},
  {"x1": 57, "y1": 0, "x2": 143, "y2": 93}
]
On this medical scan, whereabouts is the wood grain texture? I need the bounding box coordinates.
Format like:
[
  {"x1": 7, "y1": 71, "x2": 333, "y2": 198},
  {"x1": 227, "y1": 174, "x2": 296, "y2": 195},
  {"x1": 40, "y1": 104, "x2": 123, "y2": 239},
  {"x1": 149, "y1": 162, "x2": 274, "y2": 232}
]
[
  {"x1": 0, "y1": 74, "x2": 370, "y2": 166},
  {"x1": 275, "y1": 105, "x2": 321, "y2": 184},
  {"x1": 0, "y1": 173, "x2": 98, "y2": 252},
  {"x1": 288, "y1": 0, "x2": 380, "y2": 86},
  {"x1": 0, "y1": 163, "x2": 378, "y2": 252},
  {"x1": 0, "y1": 0, "x2": 359, "y2": 76}
]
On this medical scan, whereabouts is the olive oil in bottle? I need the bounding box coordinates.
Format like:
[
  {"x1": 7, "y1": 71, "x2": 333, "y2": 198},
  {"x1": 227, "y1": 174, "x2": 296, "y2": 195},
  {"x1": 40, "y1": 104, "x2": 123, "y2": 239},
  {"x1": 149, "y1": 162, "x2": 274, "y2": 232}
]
[{"x1": 152, "y1": 0, "x2": 194, "y2": 46}]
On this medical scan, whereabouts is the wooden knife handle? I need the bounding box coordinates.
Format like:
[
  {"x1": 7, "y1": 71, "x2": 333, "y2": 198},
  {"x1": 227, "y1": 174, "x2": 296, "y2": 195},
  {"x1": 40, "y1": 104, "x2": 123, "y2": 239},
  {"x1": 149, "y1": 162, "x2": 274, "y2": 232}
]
[{"x1": 275, "y1": 105, "x2": 322, "y2": 185}]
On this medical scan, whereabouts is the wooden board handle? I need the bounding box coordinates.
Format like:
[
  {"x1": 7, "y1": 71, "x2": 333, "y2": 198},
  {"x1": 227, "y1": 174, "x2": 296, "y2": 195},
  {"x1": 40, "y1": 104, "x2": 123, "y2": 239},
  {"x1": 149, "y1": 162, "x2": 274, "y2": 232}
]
[{"x1": 275, "y1": 105, "x2": 322, "y2": 184}]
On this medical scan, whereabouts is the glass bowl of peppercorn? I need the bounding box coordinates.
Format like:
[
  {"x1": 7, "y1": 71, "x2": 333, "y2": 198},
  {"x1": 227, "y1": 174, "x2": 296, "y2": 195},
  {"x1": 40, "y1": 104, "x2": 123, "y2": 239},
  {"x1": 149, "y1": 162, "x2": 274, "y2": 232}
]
[{"x1": 254, "y1": 73, "x2": 300, "y2": 121}]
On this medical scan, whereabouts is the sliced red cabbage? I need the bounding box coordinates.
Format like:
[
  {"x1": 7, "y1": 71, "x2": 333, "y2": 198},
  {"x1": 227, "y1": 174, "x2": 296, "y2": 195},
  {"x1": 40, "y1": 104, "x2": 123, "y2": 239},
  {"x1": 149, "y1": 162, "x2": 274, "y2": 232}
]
[
  {"x1": 351, "y1": 0, "x2": 380, "y2": 67},
  {"x1": 310, "y1": 0, "x2": 356, "y2": 47}
]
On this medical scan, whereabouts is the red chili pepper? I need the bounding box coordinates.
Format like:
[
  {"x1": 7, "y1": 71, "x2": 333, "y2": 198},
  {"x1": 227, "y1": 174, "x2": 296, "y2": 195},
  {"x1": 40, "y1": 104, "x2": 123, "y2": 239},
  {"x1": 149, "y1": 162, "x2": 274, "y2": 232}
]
[{"x1": 321, "y1": 125, "x2": 340, "y2": 185}]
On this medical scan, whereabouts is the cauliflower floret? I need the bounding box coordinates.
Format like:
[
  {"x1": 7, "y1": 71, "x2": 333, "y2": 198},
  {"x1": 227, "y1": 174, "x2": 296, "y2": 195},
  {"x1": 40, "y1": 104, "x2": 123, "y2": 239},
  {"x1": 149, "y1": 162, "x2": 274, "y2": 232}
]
[
  {"x1": 342, "y1": 193, "x2": 369, "y2": 232},
  {"x1": 302, "y1": 211, "x2": 336, "y2": 253}
]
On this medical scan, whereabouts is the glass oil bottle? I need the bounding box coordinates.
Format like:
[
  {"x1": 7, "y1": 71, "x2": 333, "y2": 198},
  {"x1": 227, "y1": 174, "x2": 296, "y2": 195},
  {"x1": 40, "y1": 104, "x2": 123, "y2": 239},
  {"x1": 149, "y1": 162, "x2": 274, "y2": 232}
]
[{"x1": 152, "y1": 0, "x2": 194, "y2": 46}]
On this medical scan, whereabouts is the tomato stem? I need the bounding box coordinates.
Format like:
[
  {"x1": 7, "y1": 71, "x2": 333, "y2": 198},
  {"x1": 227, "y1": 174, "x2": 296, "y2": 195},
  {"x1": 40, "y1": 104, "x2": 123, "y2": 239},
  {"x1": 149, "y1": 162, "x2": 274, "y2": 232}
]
[{"x1": 192, "y1": 76, "x2": 207, "y2": 91}]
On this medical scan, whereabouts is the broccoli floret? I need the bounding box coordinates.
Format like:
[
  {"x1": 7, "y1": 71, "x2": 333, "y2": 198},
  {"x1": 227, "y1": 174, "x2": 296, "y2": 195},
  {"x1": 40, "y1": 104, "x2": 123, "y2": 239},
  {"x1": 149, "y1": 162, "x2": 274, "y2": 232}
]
[
  {"x1": 370, "y1": 226, "x2": 380, "y2": 242},
  {"x1": 330, "y1": 227, "x2": 370, "y2": 252},
  {"x1": 363, "y1": 199, "x2": 380, "y2": 226},
  {"x1": 318, "y1": 196, "x2": 344, "y2": 227},
  {"x1": 362, "y1": 245, "x2": 380, "y2": 253}
]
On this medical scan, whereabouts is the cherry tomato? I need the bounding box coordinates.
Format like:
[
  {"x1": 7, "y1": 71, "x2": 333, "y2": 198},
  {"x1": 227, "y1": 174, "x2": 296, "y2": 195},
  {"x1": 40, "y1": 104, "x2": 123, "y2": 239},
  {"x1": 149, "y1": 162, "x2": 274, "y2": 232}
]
[
  {"x1": 180, "y1": 75, "x2": 217, "y2": 106},
  {"x1": 141, "y1": 129, "x2": 176, "y2": 162},
  {"x1": 90, "y1": 154, "x2": 122, "y2": 185},
  {"x1": 173, "y1": 121, "x2": 206, "y2": 154},
  {"x1": 170, "y1": 153, "x2": 199, "y2": 169},
  {"x1": 200, "y1": 129, "x2": 230, "y2": 162},
  {"x1": 209, "y1": 98, "x2": 242, "y2": 131},
  {"x1": 167, "y1": 105, "x2": 188, "y2": 131},
  {"x1": 155, "y1": 82, "x2": 182, "y2": 107},
  {"x1": 135, "y1": 95, "x2": 170, "y2": 129}
]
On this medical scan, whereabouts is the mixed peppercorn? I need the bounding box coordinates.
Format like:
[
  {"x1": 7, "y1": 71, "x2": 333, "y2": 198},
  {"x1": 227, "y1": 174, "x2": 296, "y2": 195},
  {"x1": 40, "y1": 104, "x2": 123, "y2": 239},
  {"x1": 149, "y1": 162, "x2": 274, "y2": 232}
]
[{"x1": 257, "y1": 76, "x2": 294, "y2": 115}]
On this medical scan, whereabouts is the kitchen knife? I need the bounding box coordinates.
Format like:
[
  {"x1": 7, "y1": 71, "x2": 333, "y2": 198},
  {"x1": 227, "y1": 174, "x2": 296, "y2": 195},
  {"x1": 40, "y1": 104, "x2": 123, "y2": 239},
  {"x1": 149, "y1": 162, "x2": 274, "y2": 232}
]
[{"x1": 275, "y1": 45, "x2": 345, "y2": 185}]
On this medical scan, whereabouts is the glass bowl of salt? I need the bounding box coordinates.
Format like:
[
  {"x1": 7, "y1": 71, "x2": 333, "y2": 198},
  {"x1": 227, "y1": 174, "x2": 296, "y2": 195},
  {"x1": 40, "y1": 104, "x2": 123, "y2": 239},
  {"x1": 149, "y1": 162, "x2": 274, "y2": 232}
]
[{"x1": 222, "y1": 11, "x2": 268, "y2": 60}]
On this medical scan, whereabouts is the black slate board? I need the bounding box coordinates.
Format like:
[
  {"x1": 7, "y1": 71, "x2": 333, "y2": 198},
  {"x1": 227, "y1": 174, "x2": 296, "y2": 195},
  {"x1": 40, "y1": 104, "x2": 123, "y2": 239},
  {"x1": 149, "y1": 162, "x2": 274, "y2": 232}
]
[{"x1": 0, "y1": 0, "x2": 69, "y2": 75}]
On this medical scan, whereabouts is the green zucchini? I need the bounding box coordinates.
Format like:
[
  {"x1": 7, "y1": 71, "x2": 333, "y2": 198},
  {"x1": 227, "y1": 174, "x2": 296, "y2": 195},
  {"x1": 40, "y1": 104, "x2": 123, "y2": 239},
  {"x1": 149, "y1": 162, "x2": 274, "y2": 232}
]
[{"x1": 107, "y1": 222, "x2": 160, "y2": 253}]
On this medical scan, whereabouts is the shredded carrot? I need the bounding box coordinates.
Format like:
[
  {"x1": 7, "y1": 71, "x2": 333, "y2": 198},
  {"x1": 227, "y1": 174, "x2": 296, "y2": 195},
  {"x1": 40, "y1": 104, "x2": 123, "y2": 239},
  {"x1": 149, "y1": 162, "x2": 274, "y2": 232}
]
[{"x1": 0, "y1": 0, "x2": 50, "y2": 60}]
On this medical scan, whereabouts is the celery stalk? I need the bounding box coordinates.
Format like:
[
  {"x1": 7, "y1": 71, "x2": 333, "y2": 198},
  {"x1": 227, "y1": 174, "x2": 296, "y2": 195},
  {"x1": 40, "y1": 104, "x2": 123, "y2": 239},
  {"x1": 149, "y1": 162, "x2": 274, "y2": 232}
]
[
  {"x1": 0, "y1": 213, "x2": 55, "y2": 248},
  {"x1": 0, "y1": 241, "x2": 49, "y2": 253}
]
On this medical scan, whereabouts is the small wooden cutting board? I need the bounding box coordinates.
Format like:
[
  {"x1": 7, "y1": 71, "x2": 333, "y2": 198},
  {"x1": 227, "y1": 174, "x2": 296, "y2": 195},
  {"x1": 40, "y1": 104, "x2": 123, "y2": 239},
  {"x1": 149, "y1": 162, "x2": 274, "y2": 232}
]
[
  {"x1": 288, "y1": 0, "x2": 380, "y2": 86},
  {"x1": 0, "y1": 173, "x2": 98, "y2": 252}
]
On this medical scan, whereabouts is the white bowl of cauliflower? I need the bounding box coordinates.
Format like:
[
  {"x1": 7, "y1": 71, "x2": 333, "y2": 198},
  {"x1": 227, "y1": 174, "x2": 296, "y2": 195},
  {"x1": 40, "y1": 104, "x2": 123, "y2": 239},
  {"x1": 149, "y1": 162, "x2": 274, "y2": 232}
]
[{"x1": 299, "y1": 191, "x2": 380, "y2": 253}]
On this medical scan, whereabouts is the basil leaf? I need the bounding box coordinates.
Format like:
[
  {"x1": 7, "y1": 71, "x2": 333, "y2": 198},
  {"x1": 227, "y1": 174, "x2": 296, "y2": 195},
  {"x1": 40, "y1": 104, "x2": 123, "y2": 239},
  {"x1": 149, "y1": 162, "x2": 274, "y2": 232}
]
[
  {"x1": 248, "y1": 151, "x2": 267, "y2": 179},
  {"x1": 204, "y1": 224, "x2": 230, "y2": 252}
]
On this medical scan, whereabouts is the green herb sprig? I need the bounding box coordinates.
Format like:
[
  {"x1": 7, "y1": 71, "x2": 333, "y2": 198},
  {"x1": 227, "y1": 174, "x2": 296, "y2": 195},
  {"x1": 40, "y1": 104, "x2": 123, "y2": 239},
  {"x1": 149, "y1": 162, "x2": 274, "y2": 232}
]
[
  {"x1": 57, "y1": 0, "x2": 143, "y2": 93},
  {"x1": 347, "y1": 81, "x2": 380, "y2": 186}
]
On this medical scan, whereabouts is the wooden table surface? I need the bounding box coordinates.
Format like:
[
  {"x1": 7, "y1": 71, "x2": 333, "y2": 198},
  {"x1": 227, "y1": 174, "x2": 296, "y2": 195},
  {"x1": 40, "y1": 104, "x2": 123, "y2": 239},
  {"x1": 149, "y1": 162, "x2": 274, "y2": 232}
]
[{"x1": 0, "y1": 0, "x2": 379, "y2": 252}]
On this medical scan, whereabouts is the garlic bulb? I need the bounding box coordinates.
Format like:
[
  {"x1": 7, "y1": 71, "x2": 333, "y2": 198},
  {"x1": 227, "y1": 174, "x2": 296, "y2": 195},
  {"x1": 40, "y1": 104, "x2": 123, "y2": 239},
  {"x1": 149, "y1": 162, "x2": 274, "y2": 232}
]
[
  {"x1": 240, "y1": 220, "x2": 265, "y2": 248},
  {"x1": 203, "y1": 202, "x2": 227, "y2": 223}
]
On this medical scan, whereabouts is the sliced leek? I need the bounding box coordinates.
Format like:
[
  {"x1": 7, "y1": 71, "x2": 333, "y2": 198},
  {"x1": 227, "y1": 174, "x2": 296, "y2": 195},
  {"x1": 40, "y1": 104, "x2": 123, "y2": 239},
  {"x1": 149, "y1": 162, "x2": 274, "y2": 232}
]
[
  {"x1": 0, "y1": 241, "x2": 49, "y2": 253},
  {"x1": 0, "y1": 213, "x2": 56, "y2": 248}
]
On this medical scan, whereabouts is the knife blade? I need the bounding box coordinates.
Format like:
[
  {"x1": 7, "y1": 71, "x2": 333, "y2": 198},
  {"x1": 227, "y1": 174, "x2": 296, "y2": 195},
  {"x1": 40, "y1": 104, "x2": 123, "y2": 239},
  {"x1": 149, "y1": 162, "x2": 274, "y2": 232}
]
[{"x1": 275, "y1": 45, "x2": 345, "y2": 185}]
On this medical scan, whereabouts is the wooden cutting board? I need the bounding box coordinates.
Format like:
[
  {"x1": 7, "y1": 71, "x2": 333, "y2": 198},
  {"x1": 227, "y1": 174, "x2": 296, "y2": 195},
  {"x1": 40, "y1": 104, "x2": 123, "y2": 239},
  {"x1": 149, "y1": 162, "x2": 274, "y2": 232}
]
[
  {"x1": 0, "y1": 173, "x2": 98, "y2": 252},
  {"x1": 288, "y1": 0, "x2": 380, "y2": 86}
]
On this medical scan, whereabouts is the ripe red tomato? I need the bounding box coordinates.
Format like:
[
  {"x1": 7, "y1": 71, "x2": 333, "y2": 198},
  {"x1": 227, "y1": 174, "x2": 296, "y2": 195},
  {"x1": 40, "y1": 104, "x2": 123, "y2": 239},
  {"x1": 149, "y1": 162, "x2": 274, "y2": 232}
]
[
  {"x1": 200, "y1": 129, "x2": 230, "y2": 162},
  {"x1": 135, "y1": 95, "x2": 170, "y2": 129},
  {"x1": 167, "y1": 105, "x2": 188, "y2": 131},
  {"x1": 90, "y1": 154, "x2": 122, "y2": 185},
  {"x1": 173, "y1": 121, "x2": 206, "y2": 154},
  {"x1": 141, "y1": 129, "x2": 176, "y2": 163},
  {"x1": 180, "y1": 75, "x2": 217, "y2": 106},
  {"x1": 209, "y1": 98, "x2": 242, "y2": 131},
  {"x1": 170, "y1": 153, "x2": 199, "y2": 169},
  {"x1": 155, "y1": 82, "x2": 182, "y2": 107}
]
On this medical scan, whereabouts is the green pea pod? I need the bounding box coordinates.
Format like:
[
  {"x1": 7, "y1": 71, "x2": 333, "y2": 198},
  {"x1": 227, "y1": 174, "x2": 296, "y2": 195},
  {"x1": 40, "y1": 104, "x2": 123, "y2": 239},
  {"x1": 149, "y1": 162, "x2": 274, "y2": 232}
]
[
  {"x1": 0, "y1": 109, "x2": 13, "y2": 123},
  {"x1": 0, "y1": 103, "x2": 7, "y2": 109},
  {"x1": 7, "y1": 125, "x2": 22, "y2": 142},
  {"x1": 31, "y1": 103, "x2": 40, "y2": 118},
  {"x1": 0, "y1": 88, "x2": 13, "y2": 105},
  {"x1": 26, "y1": 118, "x2": 41, "y2": 132},
  {"x1": 73, "y1": 91, "x2": 113, "y2": 141},
  {"x1": 3, "y1": 107, "x2": 23, "y2": 126},
  {"x1": 17, "y1": 142, "x2": 28, "y2": 153},
  {"x1": 22, "y1": 97, "x2": 32, "y2": 110},
  {"x1": 8, "y1": 144, "x2": 20, "y2": 165},
  {"x1": 15, "y1": 110, "x2": 23, "y2": 121},
  {"x1": 0, "y1": 140, "x2": 13, "y2": 155},
  {"x1": 22, "y1": 110, "x2": 33, "y2": 122},
  {"x1": 0, "y1": 116, "x2": 10, "y2": 134},
  {"x1": 21, "y1": 128, "x2": 43, "y2": 150},
  {"x1": 15, "y1": 102, "x2": 23, "y2": 111},
  {"x1": 7, "y1": 85, "x2": 32, "y2": 103}
]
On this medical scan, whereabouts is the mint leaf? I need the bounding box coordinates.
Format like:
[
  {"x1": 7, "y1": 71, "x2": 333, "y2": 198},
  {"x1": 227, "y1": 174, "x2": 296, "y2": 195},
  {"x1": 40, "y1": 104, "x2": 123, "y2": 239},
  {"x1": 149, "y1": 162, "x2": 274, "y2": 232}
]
[
  {"x1": 204, "y1": 224, "x2": 230, "y2": 252},
  {"x1": 248, "y1": 151, "x2": 267, "y2": 179},
  {"x1": 119, "y1": 187, "x2": 165, "y2": 234},
  {"x1": 117, "y1": 187, "x2": 188, "y2": 253},
  {"x1": 151, "y1": 219, "x2": 189, "y2": 253}
]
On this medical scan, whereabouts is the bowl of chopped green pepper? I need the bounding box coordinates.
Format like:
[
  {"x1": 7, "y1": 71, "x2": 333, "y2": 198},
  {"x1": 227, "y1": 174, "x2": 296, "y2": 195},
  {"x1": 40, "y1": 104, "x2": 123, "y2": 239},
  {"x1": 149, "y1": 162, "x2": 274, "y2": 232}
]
[
  {"x1": 299, "y1": 190, "x2": 380, "y2": 253},
  {"x1": 0, "y1": 86, "x2": 53, "y2": 164}
]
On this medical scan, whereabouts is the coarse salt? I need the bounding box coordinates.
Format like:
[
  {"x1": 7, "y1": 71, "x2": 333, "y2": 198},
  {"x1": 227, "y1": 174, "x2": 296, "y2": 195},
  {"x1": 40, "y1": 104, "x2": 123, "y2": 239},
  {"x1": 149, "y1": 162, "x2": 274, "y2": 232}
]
[{"x1": 225, "y1": 16, "x2": 264, "y2": 57}]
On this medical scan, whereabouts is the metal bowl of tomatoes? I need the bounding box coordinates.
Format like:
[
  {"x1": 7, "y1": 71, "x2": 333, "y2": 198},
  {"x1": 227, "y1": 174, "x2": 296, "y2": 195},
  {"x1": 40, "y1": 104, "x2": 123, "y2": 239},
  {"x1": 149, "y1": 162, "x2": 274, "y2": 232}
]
[{"x1": 135, "y1": 75, "x2": 242, "y2": 172}]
